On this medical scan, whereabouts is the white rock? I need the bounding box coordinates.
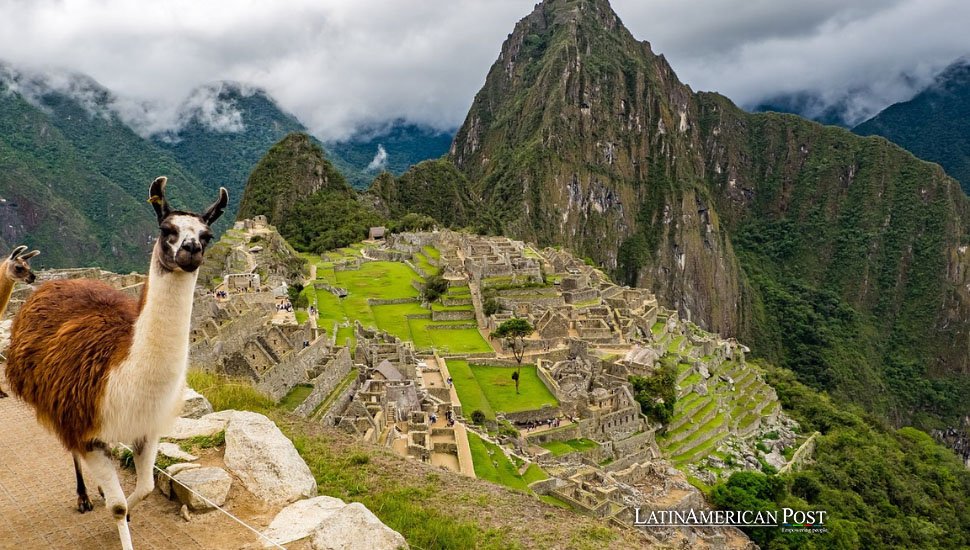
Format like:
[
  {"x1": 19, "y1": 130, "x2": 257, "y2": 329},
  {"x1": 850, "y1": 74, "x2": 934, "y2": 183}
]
[
  {"x1": 158, "y1": 442, "x2": 199, "y2": 462},
  {"x1": 181, "y1": 388, "x2": 214, "y2": 419},
  {"x1": 765, "y1": 451, "x2": 787, "y2": 471},
  {"x1": 165, "y1": 415, "x2": 227, "y2": 439},
  {"x1": 262, "y1": 496, "x2": 347, "y2": 547},
  {"x1": 172, "y1": 467, "x2": 232, "y2": 512},
  {"x1": 222, "y1": 411, "x2": 317, "y2": 505},
  {"x1": 309, "y1": 502, "x2": 408, "y2": 550},
  {"x1": 159, "y1": 463, "x2": 201, "y2": 498}
]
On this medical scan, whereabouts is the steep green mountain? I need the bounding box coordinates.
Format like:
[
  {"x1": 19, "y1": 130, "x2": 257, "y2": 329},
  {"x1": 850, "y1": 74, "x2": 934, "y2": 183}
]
[
  {"x1": 412, "y1": 0, "x2": 970, "y2": 427},
  {"x1": 0, "y1": 69, "x2": 210, "y2": 272},
  {"x1": 325, "y1": 121, "x2": 455, "y2": 189},
  {"x1": 365, "y1": 159, "x2": 482, "y2": 228},
  {"x1": 853, "y1": 59, "x2": 970, "y2": 193},
  {"x1": 237, "y1": 133, "x2": 380, "y2": 252}
]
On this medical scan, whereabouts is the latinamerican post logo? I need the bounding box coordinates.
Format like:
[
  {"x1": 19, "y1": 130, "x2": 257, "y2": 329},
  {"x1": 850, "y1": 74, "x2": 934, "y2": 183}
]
[{"x1": 634, "y1": 508, "x2": 828, "y2": 534}]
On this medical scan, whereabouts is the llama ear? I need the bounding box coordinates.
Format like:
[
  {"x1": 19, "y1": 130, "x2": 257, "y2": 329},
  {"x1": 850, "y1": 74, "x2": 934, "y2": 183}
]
[
  {"x1": 19, "y1": 250, "x2": 40, "y2": 261},
  {"x1": 148, "y1": 176, "x2": 172, "y2": 224},
  {"x1": 8, "y1": 245, "x2": 27, "y2": 260},
  {"x1": 201, "y1": 187, "x2": 229, "y2": 226}
]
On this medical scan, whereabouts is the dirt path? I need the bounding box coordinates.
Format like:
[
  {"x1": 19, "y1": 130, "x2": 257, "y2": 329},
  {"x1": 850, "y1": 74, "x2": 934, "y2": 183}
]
[{"x1": 0, "y1": 382, "x2": 273, "y2": 550}]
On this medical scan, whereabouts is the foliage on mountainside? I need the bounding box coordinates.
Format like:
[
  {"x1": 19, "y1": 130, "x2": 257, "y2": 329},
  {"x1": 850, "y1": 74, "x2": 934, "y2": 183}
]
[
  {"x1": 237, "y1": 133, "x2": 381, "y2": 253},
  {"x1": 710, "y1": 365, "x2": 970, "y2": 550},
  {"x1": 0, "y1": 79, "x2": 176, "y2": 272},
  {"x1": 854, "y1": 59, "x2": 970, "y2": 193},
  {"x1": 366, "y1": 159, "x2": 485, "y2": 229}
]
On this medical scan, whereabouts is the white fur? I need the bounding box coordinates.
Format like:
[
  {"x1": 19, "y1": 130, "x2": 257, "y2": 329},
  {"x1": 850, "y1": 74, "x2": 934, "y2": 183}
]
[
  {"x1": 168, "y1": 214, "x2": 208, "y2": 259},
  {"x1": 100, "y1": 242, "x2": 199, "y2": 444}
]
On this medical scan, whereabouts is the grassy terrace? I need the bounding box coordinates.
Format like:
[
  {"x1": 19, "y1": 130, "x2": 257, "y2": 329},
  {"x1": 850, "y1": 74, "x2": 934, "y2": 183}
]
[
  {"x1": 414, "y1": 251, "x2": 438, "y2": 275},
  {"x1": 299, "y1": 255, "x2": 490, "y2": 353},
  {"x1": 279, "y1": 384, "x2": 314, "y2": 411},
  {"x1": 446, "y1": 360, "x2": 559, "y2": 420},
  {"x1": 467, "y1": 432, "x2": 548, "y2": 493},
  {"x1": 539, "y1": 438, "x2": 600, "y2": 456}
]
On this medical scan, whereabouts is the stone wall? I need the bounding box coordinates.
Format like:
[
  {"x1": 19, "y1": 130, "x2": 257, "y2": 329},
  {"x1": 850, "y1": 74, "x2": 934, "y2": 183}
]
[
  {"x1": 431, "y1": 308, "x2": 475, "y2": 321},
  {"x1": 256, "y1": 336, "x2": 337, "y2": 400},
  {"x1": 321, "y1": 376, "x2": 364, "y2": 426},
  {"x1": 292, "y1": 347, "x2": 354, "y2": 417}
]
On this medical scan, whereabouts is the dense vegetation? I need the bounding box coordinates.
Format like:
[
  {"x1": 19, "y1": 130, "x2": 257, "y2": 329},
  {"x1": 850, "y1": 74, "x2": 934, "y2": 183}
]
[
  {"x1": 629, "y1": 361, "x2": 677, "y2": 425},
  {"x1": 237, "y1": 133, "x2": 381, "y2": 253},
  {"x1": 854, "y1": 59, "x2": 970, "y2": 193},
  {"x1": 366, "y1": 159, "x2": 486, "y2": 229},
  {"x1": 710, "y1": 364, "x2": 970, "y2": 550}
]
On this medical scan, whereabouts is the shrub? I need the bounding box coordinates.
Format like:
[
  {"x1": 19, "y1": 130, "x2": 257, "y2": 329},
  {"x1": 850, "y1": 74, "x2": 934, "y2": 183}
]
[
  {"x1": 422, "y1": 274, "x2": 450, "y2": 302},
  {"x1": 470, "y1": 410, "x2": 487, "y2": 425},
  {"x1": 483, "y1": 297, "x2": 500, "y2": 316}
]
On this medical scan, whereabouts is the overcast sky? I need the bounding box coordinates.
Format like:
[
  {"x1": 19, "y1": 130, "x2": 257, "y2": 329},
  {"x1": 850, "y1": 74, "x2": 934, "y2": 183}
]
[{"x1": 1, "y1": 0, "x2": 967, "y2": 140}]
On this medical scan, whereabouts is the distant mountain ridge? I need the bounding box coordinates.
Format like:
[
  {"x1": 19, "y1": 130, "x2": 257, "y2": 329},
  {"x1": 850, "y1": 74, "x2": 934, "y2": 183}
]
[
  {"x1": 853, "y1": 58, "x2": 970, "y2": 193},
  {"x1": 0, "y1": 63, "x2": 451, "y2": 269}
]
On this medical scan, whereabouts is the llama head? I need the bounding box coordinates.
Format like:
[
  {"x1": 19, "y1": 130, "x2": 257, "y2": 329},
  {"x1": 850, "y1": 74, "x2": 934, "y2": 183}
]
[
  {"x1": 5, "y1": 245, "x2": 40, "y2": 284},
  {"x1": 148, "y1": 176, "x2": 229, "y2": 273}
]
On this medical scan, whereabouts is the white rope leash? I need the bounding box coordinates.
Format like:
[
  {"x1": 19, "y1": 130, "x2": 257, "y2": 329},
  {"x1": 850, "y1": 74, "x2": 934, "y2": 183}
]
[{"x1": 117, "y1": 442, "x2": 286, "y2": 550}]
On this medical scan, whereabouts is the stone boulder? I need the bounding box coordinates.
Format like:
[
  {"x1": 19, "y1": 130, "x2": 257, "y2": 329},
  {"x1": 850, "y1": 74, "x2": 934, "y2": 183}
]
[
  {"x1": 165, "y1": 414, "x2": 227, "y2": 439},
  {"x1": 309, "y1": 502, "x2": 408, "y2": 550},
  {"x1": 158, "y1": 442, "x2": 198, "y2": 462},
  {"x1": 172, "y1": 467, "x2": 232, "y2": 512},
  {"x1": 181, "y1": 388, "x2": 214, "y2": 419},
  {"x1": 223, "y1": 411, "x2": 317, "y2": 505},
  {"x1": 159, "y1": 463, "x2": 201, "y2": 498},
  {"x1": 764, "y1": 451, "x2": 787, "y2": 471},
  {"x1": 262, "y1": 496, "x2": 347, "y2": 547}
]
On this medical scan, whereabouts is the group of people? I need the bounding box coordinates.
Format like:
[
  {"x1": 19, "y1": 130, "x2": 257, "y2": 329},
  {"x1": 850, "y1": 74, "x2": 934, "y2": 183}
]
[
  {"x1": 214, "y1": 289, "x2": 228, "y2": 299},
  {"x1": 522, "y1": 417, "x2": 563, "y2": 432},
  {"x1": 430, "y1": 409, "x2": 456, "y2": 428},
  {"x1": 277, "y1": 300, "x2": 294, "y2": 312}
]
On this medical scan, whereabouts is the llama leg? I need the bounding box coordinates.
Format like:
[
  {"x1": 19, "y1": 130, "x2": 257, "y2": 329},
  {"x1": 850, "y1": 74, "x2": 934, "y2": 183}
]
[
  {"x1": 73, "y1": 453, "x2": 94, "y2": 513},
  {"x1": 82, "y1": 444, "x2": 134, "y2": 550},
  {"x1": 125, "y1": 436, "x2": 158, "y2": 517}
]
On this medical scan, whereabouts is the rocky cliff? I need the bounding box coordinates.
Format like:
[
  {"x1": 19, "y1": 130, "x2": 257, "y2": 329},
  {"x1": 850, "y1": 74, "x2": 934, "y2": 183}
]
[{"x1": 409, "y1": 0, "x2": 970, "y2": 424}]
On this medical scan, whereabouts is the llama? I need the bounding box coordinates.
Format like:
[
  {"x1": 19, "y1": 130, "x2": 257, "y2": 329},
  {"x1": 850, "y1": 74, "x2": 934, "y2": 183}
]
[
  {"x1": 5, "y1": 177, "x2": 227, "y2": 550},
  {"x1": 0, "y1": 245, "x2": 40, "y2": 398}
]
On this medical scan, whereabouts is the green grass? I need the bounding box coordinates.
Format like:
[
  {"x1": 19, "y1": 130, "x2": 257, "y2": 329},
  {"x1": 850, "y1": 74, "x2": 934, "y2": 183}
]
[
  {"x1": 186, "y1": 370, "x2": 275, "y2": 414},
  {"x1": 446, "y1": 360, "x2": 495, "y2": 420},
  {"x1": 422, "y1": 245, "x2": 441, "y2": 260},
  {"x1": 294, "y1": 310, "x2": 309, "y2": 323},
  {"x1": 279, "y1": 384, "x2": 314, "y2": 411},
  {"x1": 447, "y1": 361, "x2": 558, "y2": 417},
  {"x1": 521, "y1": 463, "x2": 548, "y2": 484},
  {"x1": 446, "y1": 285, "x2": 470, "y2": 296},
  {"x1": 539, "y1": 494, "x2": 572, "y2": 510},
  {"x1": 467, "y1": 432, "x2": 529, "y2": 492},
  {"x1": 414, "y1": 252, "x2": 438, "y2": 275},
  {"x1": 539, "y1": 438, "x2": 600, "y2": 456}
]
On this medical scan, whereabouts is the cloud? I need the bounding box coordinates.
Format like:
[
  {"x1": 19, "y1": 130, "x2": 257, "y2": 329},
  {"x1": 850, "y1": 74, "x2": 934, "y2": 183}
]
[
  {"x1": 0, "y1": 0, "x2": 966, "y2": 138},
  {"x1": 613, "y1": 0, "x2": 970, "y2": 124},
  {"x1": 365, "y1": 144, "x2": 388, "y2": 172}
]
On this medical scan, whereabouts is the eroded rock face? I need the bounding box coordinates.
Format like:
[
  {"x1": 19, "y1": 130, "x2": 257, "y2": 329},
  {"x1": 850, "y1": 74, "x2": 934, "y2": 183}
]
[
  {"x1": 222, "y1": 411, "x2": 317, "y2": 505},
  {"x1": 309, "y1": 502, "x2": 409, "y2": 550},
  {"x1": 172, "y1": 467, "x2": 232, "y2": 512}
]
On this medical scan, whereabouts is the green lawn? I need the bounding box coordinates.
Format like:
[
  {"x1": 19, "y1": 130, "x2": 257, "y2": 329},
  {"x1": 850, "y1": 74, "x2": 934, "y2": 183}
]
[
  {"x1": 414, "y1": 252, "x2": 438, "y2": 276},
  {"x1": 408, "y1": 321, "x2": 490, "y2": 353},
  {"x1": 446, "y1": 361, "x2": 558, "y2": 418},
  {"x1": 446, "y1": 360, "x2": 495, "y2": 420},
  {"x1": 422, "y1": 246, "x2": 441, "y2": 260},
  {"x1": 279, "y1": 384, "x2": 314, "y2": 411},
  {"x1": 539, "y1": 438, "x2": 600, "y2": 456},
  {"x1": 302, "y1": 260, "x2": 425, "y2": 346},
  {"x1": 466, "y1": 432, "x2": 529, "y2": 492}
]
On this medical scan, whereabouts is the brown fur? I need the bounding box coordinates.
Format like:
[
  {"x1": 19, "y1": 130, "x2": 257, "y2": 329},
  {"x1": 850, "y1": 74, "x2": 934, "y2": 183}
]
[{"x1": 5, "y1": 279, "x2": 140, "y2": 451}]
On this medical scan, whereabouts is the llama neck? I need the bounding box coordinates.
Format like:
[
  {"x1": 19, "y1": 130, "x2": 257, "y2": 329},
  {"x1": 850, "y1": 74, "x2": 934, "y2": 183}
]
[
  {"x1": 0, "y1": 261, "x2": 14, "y2": 318},
  {"x1": 128, "y1": 251, "x2": 199, "y2": 379}
]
